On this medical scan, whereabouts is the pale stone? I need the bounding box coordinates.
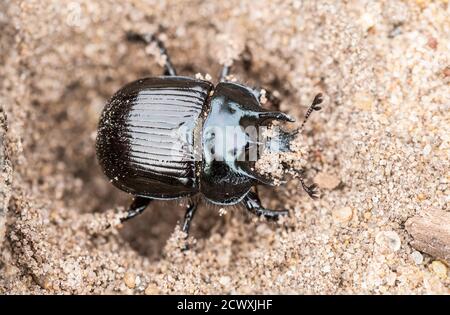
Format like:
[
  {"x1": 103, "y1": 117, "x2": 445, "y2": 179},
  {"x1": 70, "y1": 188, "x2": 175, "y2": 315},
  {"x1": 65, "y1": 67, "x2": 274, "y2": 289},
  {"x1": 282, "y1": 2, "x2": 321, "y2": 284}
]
[
  {"x1": 314, "y1": 172, "x2": 340, "y2": 190},
  {"x1": 375, "y1": 231, "x2": 401, "y2": 252},
  {"x1": 332, "y1": 207, "x2": 353, "y2": 224},
  {"x1": 353, "y1": 92, "x2": 374, "y2": 111},
  {"x1": 123, "y1": 272, "x2": 136, "y2": 289},
  {"x1": 422, "y1": 144, "x2": 432, "y2": 156},
  {"x1": 219, "y1": 276, "x2": 231, "y2": 286},
  {"x1": 322, "y1": 265, "x2": 331, "y2": 273},
  {"x1": 145, "y1": 283, "x2": 159, "y2": 295},
  {"x1": 430, "y1": 261, "x2": 447, "y2": 279},
  {"x1": 410, "y1": 251, "x2": 423, "y2": 265}
]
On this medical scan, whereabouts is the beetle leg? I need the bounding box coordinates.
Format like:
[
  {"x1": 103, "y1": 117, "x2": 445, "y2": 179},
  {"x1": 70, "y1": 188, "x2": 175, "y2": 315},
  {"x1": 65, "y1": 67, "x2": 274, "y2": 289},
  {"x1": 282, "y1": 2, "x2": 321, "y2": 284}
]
[
  {"x1": 181, "y1": 199, "x2": 198, "y2": 237},
  {"x1": 243, "y1": 191, "x2": 288, "y2": 220},
  {"x1": 126, "y1": 32, "x2": 177, "y2": 76},
  {"x1": 298, "y1": 170, "x2": 319, "y2": 199},
  {"x1": 120, "y1": 197, "x2": 152, "y2": 223},
  {"x1": 219, "y1": 65, "x2": 231, "y2": 82}
]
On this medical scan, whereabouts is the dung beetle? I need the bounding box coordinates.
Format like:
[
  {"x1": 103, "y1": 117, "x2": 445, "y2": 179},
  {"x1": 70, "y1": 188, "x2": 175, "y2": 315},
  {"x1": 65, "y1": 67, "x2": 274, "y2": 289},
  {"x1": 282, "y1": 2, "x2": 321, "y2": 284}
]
[{"x1": 96, "y1": 32, "x2": 323, "y2": 236}]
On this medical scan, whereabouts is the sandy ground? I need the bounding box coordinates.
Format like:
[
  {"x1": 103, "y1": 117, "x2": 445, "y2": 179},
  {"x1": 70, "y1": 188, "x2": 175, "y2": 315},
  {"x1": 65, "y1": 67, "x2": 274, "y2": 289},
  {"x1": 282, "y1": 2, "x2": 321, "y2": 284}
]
[{"x1": 0, "y1": 0, "x2": 449, "y2": 294}]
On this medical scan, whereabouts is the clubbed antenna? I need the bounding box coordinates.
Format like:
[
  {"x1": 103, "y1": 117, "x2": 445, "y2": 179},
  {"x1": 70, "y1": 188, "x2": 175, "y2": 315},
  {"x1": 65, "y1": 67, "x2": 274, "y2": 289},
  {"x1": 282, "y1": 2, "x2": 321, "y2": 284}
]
[{"x1": 300, "y1": 93, "x2": 323, "y2": 131}]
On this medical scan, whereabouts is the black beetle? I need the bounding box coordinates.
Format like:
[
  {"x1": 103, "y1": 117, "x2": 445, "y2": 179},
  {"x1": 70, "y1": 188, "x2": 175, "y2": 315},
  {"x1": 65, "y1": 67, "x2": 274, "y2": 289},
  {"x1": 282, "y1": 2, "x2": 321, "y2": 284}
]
[{"x1": 96, "y1": 32, "x2": 322, "y2": 236}]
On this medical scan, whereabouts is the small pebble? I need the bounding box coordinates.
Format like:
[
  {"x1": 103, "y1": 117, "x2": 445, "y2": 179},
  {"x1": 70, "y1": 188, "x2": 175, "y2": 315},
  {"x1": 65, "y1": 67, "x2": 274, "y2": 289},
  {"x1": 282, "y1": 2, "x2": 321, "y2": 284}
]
[
  {"x1": 216, "y1": 252, "x2": 231, "y2": 267},
  {"x1": 416, "y1": 193, "x2": 427, "y2": 201},
  {"x1": 430, "y1": 261, "x2": 448, "y2": 279},
  {"x1": 332, "y1": 207, "x2": 353, "y2": 224},
  {"x1": 194, "y1": 73, "x2": 204, "y2": 80},
  {"x1": 314, "y1": 172, "x2": 340, "y2": 190},
  {"x1": 123, "y1": 272, "x2": 136, "y2": 289},
  {"x1": 219, "y1": 276, "x2": 231, "y2": 286},
  {"x1": 375, "y1": 231, "x2": 401, "y2": 252},
  {"x1": 135, "y1": 275, "x2": 141, "y2": 287},
  {"x1": 443, "y1": 66, "x2": 450, "y2": 77},
  {"x1": 427, "y1": 37, "x2": 438, "y2": 49},
  {"x1": 145, "y1": 283, "x2": 160, "y2": 295},
  {"x1": 422, "y1": 144, "x2": 432, "y2": 156},
  {"x1": 35, "y1": 275, "x2": 52, "y2": 290},
  {"x1": 379, "y1": 285, "x2": 388, "y2": 294},
  {"x1": 410, "y1": 251, "x2": 423, "y2": 265},
  {"x1": 352, "y1": 92, "x2": 374, "y2": 111},
  {"x1": 360, "y1": 12, "x2": 376, "y2": 31},
  {"x1": 386, "y1": 273, "x2": 397, "y2": 286},
  {"x1": 415, "y1": 0, "x2": 430, "y2": 8},
  {"x1": 322, "y1": 265, "x2": 331, "y2": 273}
]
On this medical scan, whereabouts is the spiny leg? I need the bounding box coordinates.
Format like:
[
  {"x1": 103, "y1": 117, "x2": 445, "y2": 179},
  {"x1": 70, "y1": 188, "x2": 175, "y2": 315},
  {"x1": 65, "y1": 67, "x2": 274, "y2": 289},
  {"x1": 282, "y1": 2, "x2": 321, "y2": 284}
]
[
  {"x1": 120, "y1": 197, "x2": 152, "y2": 223},
  {"x1": 298, "y1": 169, "x2": 319, "y2": 199},
  {"x1": 219, "y1": 64, "x2": 231, "y2": 82},
  {"x1": 243, "y1": 190, "x2": 288, "y2": 220},
  {"x1": 300, "y1": 93, "x2": 323, "y2": 130},
  {"x1": 126, "y1": 32, "x2": 177, "y2": 76},
  {"x1": 181, "y1": 199, "x2": 198, "y2": 237}
]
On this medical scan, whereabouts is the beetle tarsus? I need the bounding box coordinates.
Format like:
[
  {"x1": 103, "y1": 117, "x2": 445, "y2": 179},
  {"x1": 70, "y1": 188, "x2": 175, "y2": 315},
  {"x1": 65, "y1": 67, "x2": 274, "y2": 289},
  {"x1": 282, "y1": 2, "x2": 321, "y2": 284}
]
[
  {"x1": 120, "y1": 197, "x2": 152, "y2": 222},
  {"x1": 181, "y1": 200, "x2": 198, "y2": 237},
  {"x1": 299, "y1": 175, "x2": 319, "y2": 199},
  {"x1": 181, "y1": 200, "x2": 198, "y2": 252},
  {"x1": 254, "y1": 208, "x2": 289, "y2": 219},
  {"x1": 300, "y1": 93, "x2": 323, "y2": 130},
  {"x1": 126, "y1": 31, "x2": 177, "y2": 76},
  {"x1": 243, "y1": 191, "x2": 288, "y2": 220}
]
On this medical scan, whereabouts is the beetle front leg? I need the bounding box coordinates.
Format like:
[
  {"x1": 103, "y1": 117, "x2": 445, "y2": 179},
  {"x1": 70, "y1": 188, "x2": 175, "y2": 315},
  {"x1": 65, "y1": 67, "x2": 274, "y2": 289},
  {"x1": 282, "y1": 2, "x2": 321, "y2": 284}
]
[
  {"x1": 243, "y1": 191, "x2": 288, "y2": 220},
  {"x1": 181, "y1": 199, "x2": 198, "y2": 237},
  {"x1": 126, "y1": 32, "x2": 177, "y2": 76},
  {"x1": 120, "y1": 197, "x2": 152, "y2": 223}
]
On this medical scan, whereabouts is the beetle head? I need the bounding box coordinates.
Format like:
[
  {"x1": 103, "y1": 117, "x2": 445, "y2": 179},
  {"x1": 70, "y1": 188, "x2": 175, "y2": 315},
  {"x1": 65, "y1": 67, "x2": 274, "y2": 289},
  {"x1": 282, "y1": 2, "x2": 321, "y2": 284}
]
[{"x1": 200, "y1": 82, "x2": 297, "y2": 204}]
